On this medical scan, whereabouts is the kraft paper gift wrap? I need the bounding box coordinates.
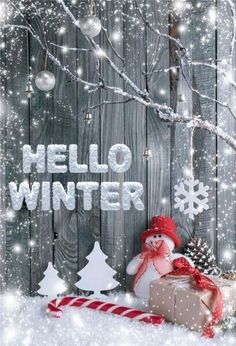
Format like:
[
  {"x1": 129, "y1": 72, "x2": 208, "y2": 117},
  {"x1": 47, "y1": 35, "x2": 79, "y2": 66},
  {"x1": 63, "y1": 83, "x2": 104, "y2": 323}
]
[{"x1": 149, "y1": 275, "x2": 236, "y2": 332}]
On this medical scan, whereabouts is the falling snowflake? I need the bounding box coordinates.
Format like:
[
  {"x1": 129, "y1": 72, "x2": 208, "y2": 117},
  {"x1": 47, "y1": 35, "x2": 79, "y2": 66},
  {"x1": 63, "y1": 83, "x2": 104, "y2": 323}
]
[{"x1": 174, "y1": 179, "x2": 209, "y2": 220}]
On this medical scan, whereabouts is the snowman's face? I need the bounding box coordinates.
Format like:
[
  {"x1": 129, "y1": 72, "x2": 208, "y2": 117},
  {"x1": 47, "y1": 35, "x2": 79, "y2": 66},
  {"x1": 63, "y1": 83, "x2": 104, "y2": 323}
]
[{"x1": 145, "y1": 233, "x2": 175, "y2": 252}]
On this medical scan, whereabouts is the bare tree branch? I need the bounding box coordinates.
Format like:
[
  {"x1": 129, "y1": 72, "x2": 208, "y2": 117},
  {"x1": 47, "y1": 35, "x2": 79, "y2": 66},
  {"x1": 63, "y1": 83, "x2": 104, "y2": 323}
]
[
  {"x1": 179, "y1": 56, "x2": 236, "y2": 120},
  {"x1": 192, "y1": 61, "x2": 236, "y2": 89},
  {"x1": 101, "y1": 26, "x2": 125, "y2": 62},
  {"x1": 48, "y1": 42, "x2": 91, "y2": 52},
  {"x1": 133, "y1": 0, "x2": 186, "y2": 52},
  {"x1": 85, "y1": 98, "x2": 133, "y2": 112},
  {"x1": 59, "y1": 0, "x2": 149, "y2": 100},
  {"x1": 227, "y1": 0, "x2": 236, "y2": 61},
  {"x1": 1, "y1": 23, "x2": 97, "y2": 88},
  {"x1": 2, "y1": 0, "x2": 236, "y2": 152}
]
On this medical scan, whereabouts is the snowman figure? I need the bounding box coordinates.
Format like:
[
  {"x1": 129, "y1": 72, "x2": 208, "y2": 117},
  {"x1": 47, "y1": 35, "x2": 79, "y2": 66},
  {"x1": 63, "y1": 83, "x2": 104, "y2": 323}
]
[{"x1": 126, "y1": 215, "x2": 194, "y2": 299}]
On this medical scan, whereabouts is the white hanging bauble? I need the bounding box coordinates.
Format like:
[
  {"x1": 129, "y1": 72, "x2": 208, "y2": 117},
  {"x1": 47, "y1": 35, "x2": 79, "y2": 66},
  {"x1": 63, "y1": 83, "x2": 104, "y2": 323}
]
[
  {"x1": 80, "y1": 15, "x2": 102, "y2": 38},
  {"x1": 35, "y1": 70, "x2": 56, "y2": 92}
]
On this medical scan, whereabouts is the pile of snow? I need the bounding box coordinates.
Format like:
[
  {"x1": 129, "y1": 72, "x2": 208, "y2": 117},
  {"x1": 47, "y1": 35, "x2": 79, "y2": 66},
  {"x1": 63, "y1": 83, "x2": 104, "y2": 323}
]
[{"x1": 0, "y1": 293, "x2": 235, "y2": 346}]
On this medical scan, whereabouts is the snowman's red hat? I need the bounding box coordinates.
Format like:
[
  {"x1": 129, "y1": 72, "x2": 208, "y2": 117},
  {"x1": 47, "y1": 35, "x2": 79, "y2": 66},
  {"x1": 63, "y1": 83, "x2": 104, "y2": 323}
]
[{"x1": 140, "y1": 215, "x2": 181, "y2": 248}]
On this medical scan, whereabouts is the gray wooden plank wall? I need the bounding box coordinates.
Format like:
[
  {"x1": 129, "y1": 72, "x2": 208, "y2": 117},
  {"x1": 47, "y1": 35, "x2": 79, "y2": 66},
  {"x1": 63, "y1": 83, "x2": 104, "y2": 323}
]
[
  {"x1": 217, "y1": 0, "x2": 236, "y2": 270},
  {"x1": 0, "y1": 0, "x2": 7, "y2": 292},
  {"x1": 0, "y1": 0, "x2": 235, "y2": 295}
]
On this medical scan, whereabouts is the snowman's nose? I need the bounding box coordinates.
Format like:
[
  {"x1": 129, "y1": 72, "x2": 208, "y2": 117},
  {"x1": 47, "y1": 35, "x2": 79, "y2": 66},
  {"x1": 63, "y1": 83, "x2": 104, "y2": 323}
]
[{"x1": 153, "y1": 239, "x2": 164, "y2": 248}]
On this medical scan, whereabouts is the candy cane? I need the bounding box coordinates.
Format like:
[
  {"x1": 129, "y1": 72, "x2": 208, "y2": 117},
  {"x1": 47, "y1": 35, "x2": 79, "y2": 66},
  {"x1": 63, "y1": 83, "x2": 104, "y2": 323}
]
[{"x1": 47, "y1": 296, "x2": 164, "y2": 325}]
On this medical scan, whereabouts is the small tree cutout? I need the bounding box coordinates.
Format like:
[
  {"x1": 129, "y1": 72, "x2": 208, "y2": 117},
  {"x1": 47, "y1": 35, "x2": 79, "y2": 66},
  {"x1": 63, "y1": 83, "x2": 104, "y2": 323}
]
[
  {"x1": 37, "y1": 262, "x2": 67, "y2": 299},
  {"x1": 75, "y1": 241, "x2": 119, "y2": 297}
]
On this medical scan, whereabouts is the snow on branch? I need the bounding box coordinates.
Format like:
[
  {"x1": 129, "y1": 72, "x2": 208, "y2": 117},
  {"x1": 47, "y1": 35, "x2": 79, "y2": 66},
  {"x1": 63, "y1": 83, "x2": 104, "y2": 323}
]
[{"x1": 1, "y1": 0, "x2": 236, "y2": 151}]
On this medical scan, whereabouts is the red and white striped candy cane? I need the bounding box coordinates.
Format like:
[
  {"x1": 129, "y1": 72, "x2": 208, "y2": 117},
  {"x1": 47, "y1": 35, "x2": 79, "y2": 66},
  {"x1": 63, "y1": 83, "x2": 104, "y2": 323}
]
[{"x1": 47, "y1": 297, "x2": 164, "y2": 325}]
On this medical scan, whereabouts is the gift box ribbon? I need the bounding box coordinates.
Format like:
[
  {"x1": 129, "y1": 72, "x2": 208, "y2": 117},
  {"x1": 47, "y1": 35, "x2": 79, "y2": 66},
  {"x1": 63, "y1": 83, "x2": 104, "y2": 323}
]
[{"x1": 169, "y1": 257, "x2": 223, "y2": 338}]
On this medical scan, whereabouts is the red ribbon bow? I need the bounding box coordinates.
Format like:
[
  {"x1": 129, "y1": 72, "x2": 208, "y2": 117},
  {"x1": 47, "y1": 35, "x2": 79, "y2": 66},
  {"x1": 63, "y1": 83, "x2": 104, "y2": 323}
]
[{"x1": 169, "y1": 257, "x2": 223, "y2": 338}]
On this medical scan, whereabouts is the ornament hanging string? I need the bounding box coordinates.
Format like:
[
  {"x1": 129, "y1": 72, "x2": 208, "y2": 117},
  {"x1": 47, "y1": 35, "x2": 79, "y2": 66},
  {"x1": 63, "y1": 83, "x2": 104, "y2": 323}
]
[
  {"x1": 41, "y1": 17, "x2": 49, "y2": 71},
  {"x1": 47, "y1": 296, "x2": 165, "y2": 325},
  {"x1": 44, "y1": 52, "x2": 48, "y2": 71},
  {"x1": 88, "y1": 0, "x2": 95, "y2": 15}
]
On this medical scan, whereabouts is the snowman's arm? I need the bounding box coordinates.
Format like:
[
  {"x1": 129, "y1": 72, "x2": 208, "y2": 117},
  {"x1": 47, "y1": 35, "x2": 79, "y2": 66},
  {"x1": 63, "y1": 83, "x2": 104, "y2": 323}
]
[
  {"x1": 126, "y1": 254, "x2": 143, "y2": 275},
  {"x1": 171, "y1": 253, "x2": 195, "y2": 267}
]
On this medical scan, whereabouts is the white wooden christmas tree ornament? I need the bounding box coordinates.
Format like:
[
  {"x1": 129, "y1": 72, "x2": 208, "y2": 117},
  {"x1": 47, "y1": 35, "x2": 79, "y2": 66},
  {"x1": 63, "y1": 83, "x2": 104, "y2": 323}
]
[
  {"x1": 37, "y1": 262, "x2": 67, "y2": 299},
  {"x1": 75, "y1": 241, "x2": 119, "y2": 298}
]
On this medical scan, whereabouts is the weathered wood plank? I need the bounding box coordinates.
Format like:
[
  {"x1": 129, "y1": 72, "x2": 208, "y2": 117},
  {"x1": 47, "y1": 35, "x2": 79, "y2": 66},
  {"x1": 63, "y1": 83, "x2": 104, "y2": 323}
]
[
  {"x1": 100, "y1": 0, "x2": 125, "y2": 289},
  {"x1": 29, "y1": 7, "x2": 54, "y2": 295},
  {"x1": 190, "y1": 0, "x2": 217, "y2": 251},
  {"x1": 52, "y1": 0, "x2": 78, "y2": 293},
  {"x1": 123, "y1": 0, "x2": 147, "y2": 290},
  {"x1": 217, "y1": 0, "x2": 236, "y2": 269},
  {"x1": 147, "y1": 2, "x2": 171, "y2": 221},
  {"x1": 169, "y1": 3, "x2": 193, "y2": 246},
  {"x1": 0, "y1": 5, "x2": 6, "y2": 292},
  {"x1": 76, "y1": 1, "x2": 101, "y2": 288},
  {"x1": 2, "y1": 0, "x2": 236, "y2": 293},
  {"x1": 5, "y1": 0, "x2": 31, "y2": 294}
]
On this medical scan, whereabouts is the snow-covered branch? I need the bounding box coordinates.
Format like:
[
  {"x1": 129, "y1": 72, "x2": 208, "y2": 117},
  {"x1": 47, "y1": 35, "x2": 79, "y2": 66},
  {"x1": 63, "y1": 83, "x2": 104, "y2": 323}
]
[
  {"x1": 191, "y1": 61, "x2": 236, "y2": 90},
  {"x1": 2, "y1": 0, "x2": 236, "y2": 152},
  {"x1": 1, "y1": 22, "x2": 97, "y2": 88},
  {"x1": 226, "y1": 0, "x2": 236, "y2": 61},
  {"x1": 178, "y1": 56, "x2": 236, "y2": 120},
  {"x1": 85, "y1": 98, "x2": 133, "y2": 112}
]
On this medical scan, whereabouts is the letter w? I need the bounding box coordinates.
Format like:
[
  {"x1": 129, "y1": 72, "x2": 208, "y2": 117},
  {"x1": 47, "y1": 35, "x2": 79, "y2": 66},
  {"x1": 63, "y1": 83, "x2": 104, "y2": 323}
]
[{"x1": 9, "y1": 182, "x2": 40, "y2": 210}]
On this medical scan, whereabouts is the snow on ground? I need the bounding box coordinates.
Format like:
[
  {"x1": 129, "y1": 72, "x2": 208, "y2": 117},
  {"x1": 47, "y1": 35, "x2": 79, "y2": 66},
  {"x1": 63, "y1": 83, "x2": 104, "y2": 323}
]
[{"x1": 0, "y1": 293, "x2": 235, "y2": 346}]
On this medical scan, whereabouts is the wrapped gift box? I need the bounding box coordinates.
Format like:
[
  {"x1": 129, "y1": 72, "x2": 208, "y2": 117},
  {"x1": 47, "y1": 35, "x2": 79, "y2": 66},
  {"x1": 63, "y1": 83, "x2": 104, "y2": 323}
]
[{"x1": 149, "y1": 275, "x2": 236, "y2": 332}]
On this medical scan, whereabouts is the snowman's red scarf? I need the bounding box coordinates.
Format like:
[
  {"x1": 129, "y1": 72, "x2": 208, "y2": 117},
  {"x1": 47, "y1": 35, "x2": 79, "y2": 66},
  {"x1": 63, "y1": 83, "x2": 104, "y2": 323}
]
[{"x1": 134, "y1": 240, "x2": 173, "y2": 289}]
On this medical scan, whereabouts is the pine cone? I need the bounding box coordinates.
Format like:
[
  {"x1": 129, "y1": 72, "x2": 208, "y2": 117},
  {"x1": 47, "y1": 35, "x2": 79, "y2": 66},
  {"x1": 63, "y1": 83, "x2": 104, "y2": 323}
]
[
  {"x1": 221, "y1": 271, "x2": 236, "y2": 281},
  {"x1": 219, "y1": 316, "x2": 236, "y2": 333},
  {"x1": 184, "y1": 237, "x2": 220, "y2": 275}
]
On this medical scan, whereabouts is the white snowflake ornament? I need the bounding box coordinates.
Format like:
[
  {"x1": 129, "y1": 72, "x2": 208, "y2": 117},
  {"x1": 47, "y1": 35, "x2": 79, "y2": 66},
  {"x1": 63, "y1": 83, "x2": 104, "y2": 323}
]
[{"x1": 174, "y1": 179, "x2": 209, "y2": 220}]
